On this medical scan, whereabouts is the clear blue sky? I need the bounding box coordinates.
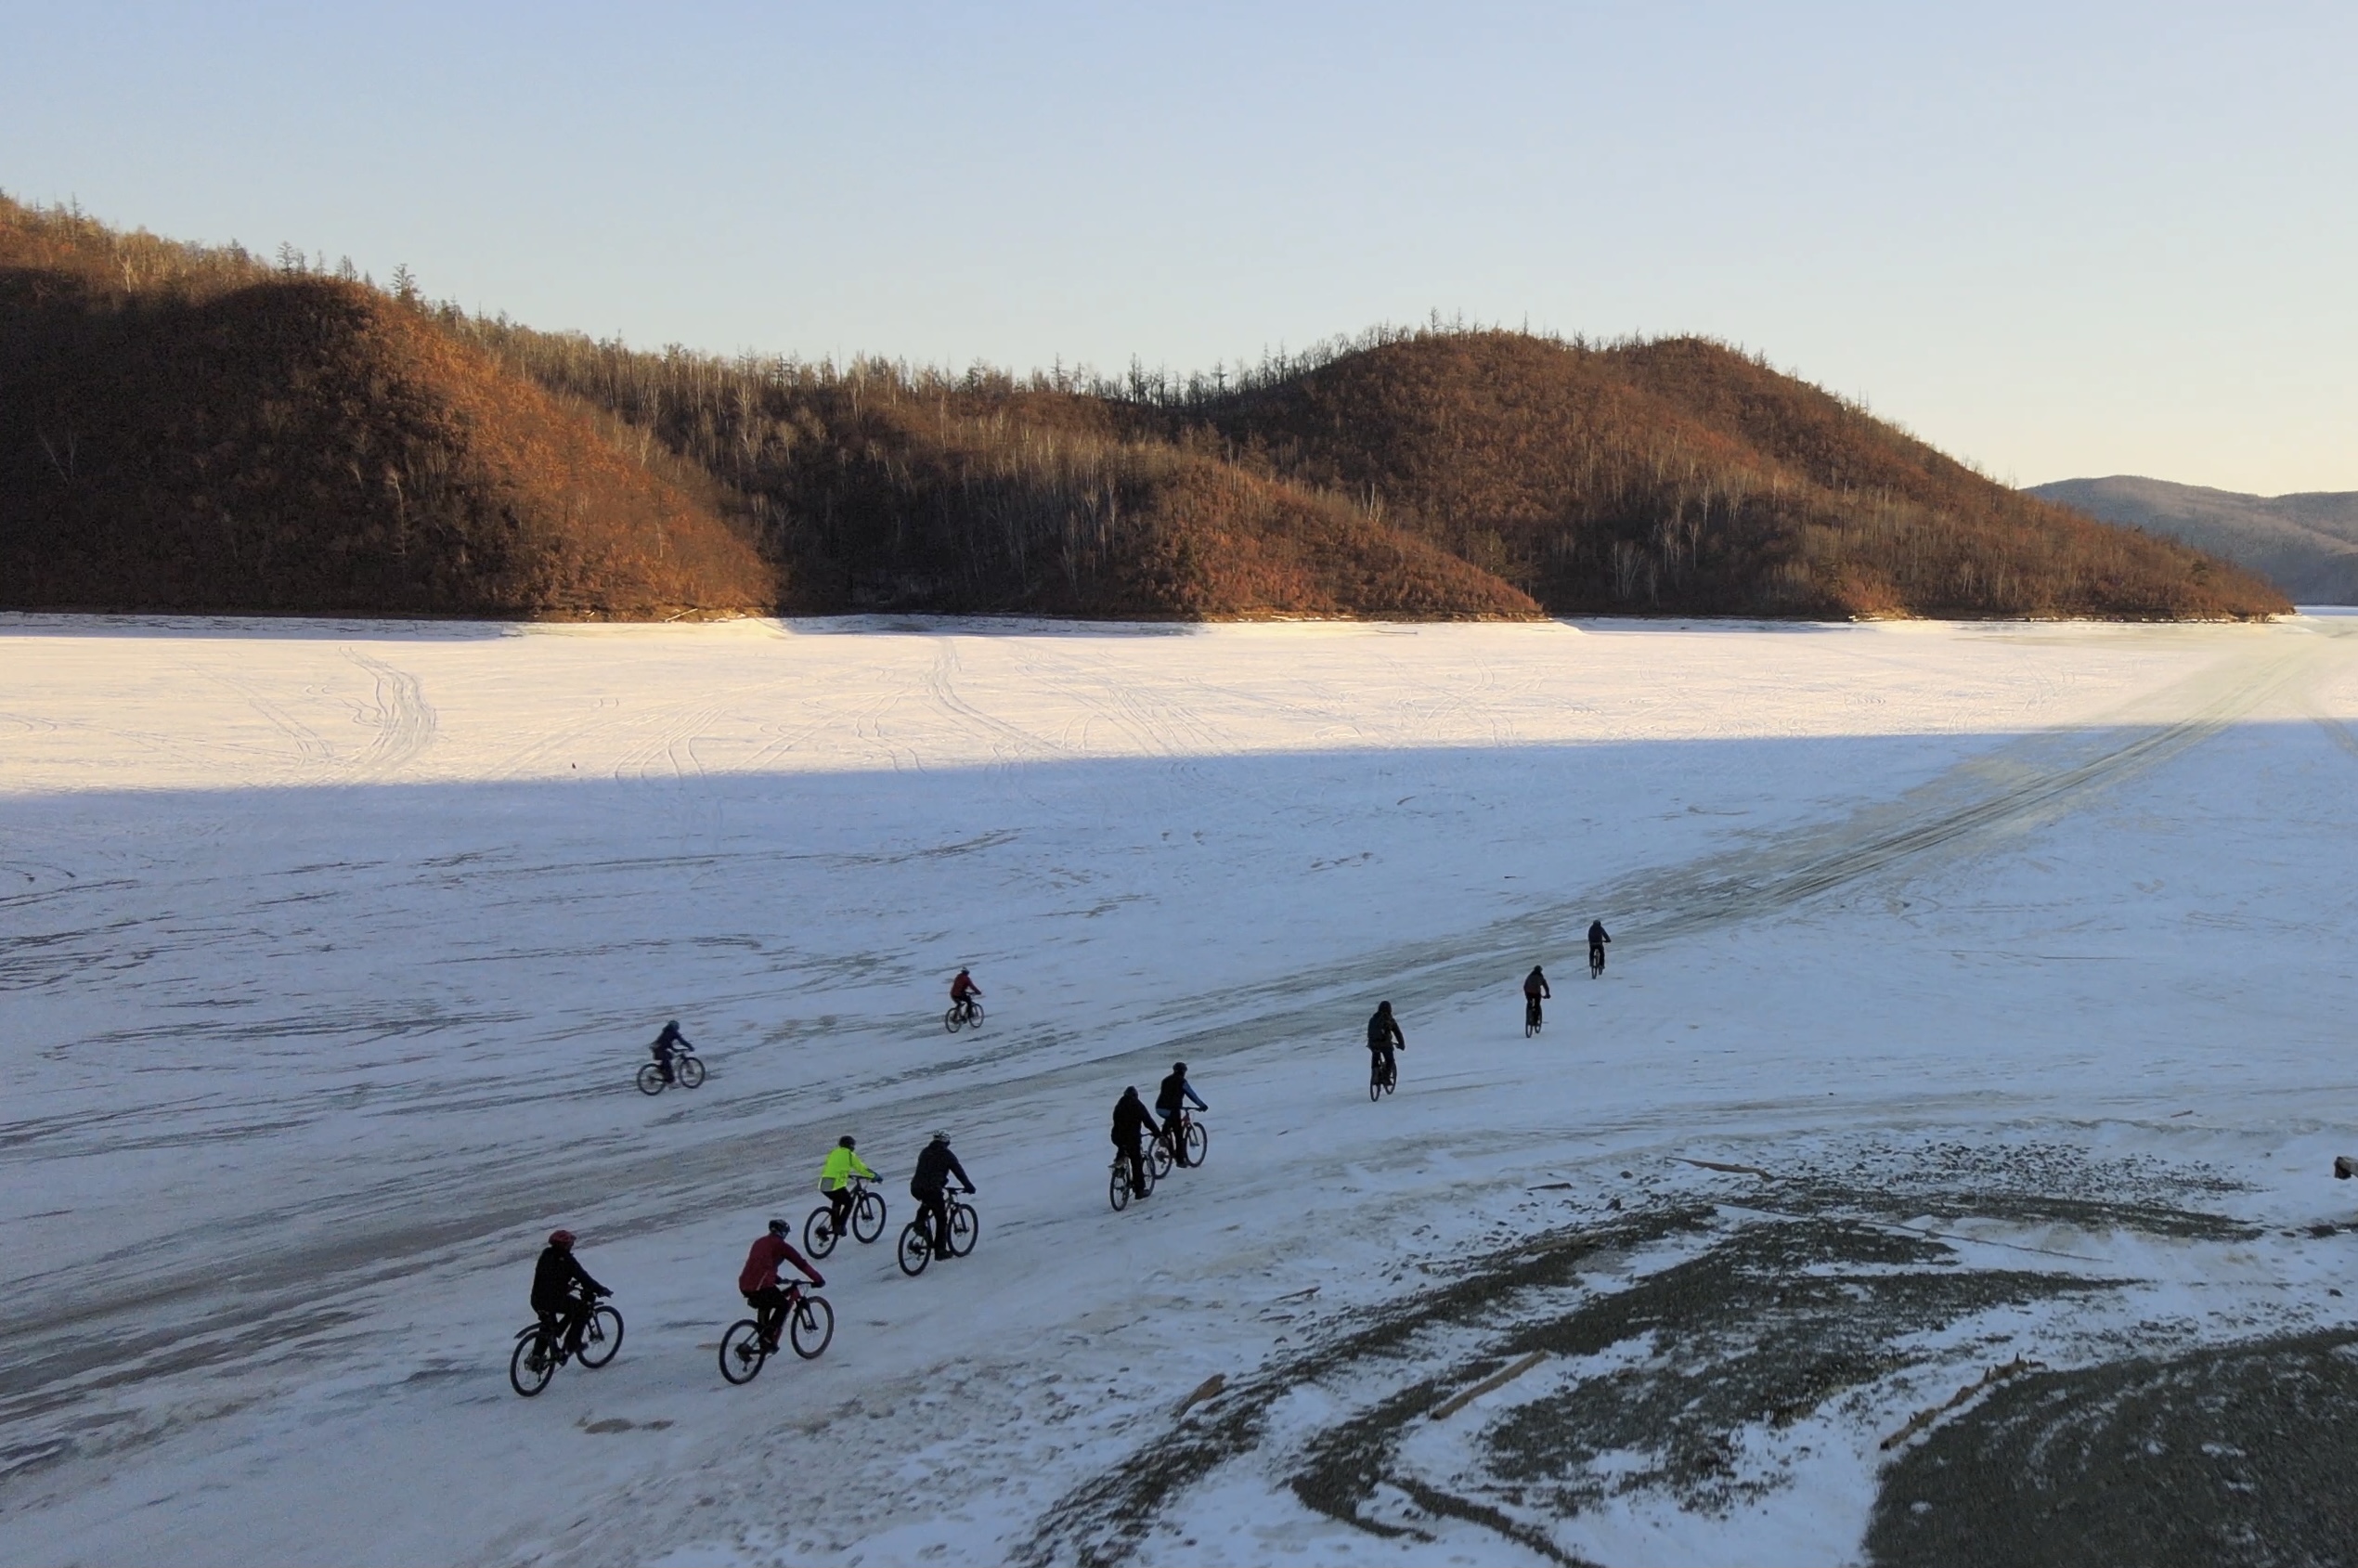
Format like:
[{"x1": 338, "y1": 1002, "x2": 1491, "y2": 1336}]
[{"x1": 6, "y1": 2, "x2": 2352, "y2": 493}]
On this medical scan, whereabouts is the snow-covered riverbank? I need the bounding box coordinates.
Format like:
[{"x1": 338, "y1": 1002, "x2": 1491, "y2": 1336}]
[{"x1": 5, "y1": 614, "x2": 2355, "y2": 1566}]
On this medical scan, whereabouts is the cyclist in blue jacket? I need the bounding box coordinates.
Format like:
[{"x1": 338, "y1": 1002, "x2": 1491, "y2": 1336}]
[{"x1": 1155, "y1": 1062, "x2": 1207, "y2": 1167}]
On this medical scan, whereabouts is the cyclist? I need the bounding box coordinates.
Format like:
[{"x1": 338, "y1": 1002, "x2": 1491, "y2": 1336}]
[
  {"x1": 1523, "y1": 965, "x2": 1550, "y2": 1029},
  {"x1": 1367, "y1": 1001, "x2": 1406, "y2": 1088},
  {"x1": 738, "y1": 1218, "x2": 825, "y2": 1353},
  {"x1": 949, "y1": 967, "x2": 982, "y2": 1024},
  {"x1": 1154, "y1": 1062, "x2": 1207, "y2": 1167},
  {"x1": 529, "y1": 1229, "x2": 610, "y2": 1363},
  {"x1": 1112, "y1": 1087, "x2": 1162, "y2": 1199},
  {"x1": 819, "y1": 1134, "x2": 878, "y2": 1235},
  {"x1": 911, "y1": 1132, "x2": 975, "y2": 1257},
  {"x1": 649, "y1": 1019, "x2": 691, "y2": 1083},
  {"x1": 1587, "y1": 920, "x2": 1612, "y2": 977}
]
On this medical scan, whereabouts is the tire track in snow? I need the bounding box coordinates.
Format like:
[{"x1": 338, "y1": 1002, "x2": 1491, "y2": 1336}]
[
  {"x1": 1329, "y1": 628, "x2": 2340, "y2": 1024},
  {"x1": 195, "y1": 666, "x2": 336, "y2": 770},
  {"x1": 340, "y1": 650, "x2": 436, "y2": 775}
]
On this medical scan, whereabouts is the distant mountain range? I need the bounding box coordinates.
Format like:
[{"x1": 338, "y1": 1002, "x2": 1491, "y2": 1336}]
[{"x1": 2028, "y1": 476, "x2": 2358, "y2": 605}]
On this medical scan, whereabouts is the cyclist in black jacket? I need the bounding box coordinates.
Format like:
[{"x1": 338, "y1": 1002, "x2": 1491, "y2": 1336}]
[
  {"x1": 529, "y1": 1230, "x2": 609, "y2": 1361},
  {"x1": 649, "y1": 1019, "x2": 690, "y2": 1082},
  {"x1": 1112, "y1": 1087, "x2": 1162, "y2": 1199},
  {"x1": 910, "y1": 1133, "x2": 975, "y2": 1257},
  {"x1": 1367, "y1": 1001, "x2": 1405, "y2": 1084}
]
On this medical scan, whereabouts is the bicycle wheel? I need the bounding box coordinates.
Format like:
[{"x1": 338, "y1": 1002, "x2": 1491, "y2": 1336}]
[
  {"x1": 635, "y1": 1063, "x2": 665, "y2": 1095},
  {"x1": 1369, "y1": 1066, "x2": 1382, "y2": 1102},
  {"x1": 852, "y1": 1188, "x2": 887, "y2": 1244},
  {"x1": 804, "y1": 1205, "x2": 838, "y2": 1259},
  {"x1": 576, "y1": 1304, "x2": 624, "y2": 1368},
  {"x1": 943, "y1": 1004, "x2": 965, "y2": 1035},
  {"x1": 719, "y1": 1319, "x2": 769, "y2": 1385},
  {"x1": 948, "y1": 1201, "x2": 978, "y2": 1256},
  {"x1": 790, "y1": 1294, "x2": 835, "y2": 1359},
  {"x1": 676, "y1": 1055, "x2": 706, "y2": 1088},
  {"x1": 509, "y1": 1328, "x2": 557, "y2": 1397},
  {"x1": 1184, "y1": 1120, "x2": 1209, "y2": 1167},
  {"x1": 1147, "y1": 1136, "x2": 1174, "y2": 1180},
  {"x1": 1108, "y1": 1162, "x2": 1132, "y2": 1212},
  {"x1": 897, "y1": 1221, "x2": 932, "y2": 1276}
]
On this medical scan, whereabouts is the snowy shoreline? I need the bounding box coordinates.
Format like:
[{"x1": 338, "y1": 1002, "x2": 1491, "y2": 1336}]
[{"x1": 4, "y1": 616, "x2": 2355, "y2": 1565}]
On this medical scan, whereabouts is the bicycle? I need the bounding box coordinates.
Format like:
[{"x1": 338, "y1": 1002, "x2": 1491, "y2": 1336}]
[
  {"x1": 804, "y1": 1175, "x2": 887, "y2": 1258},
  {"x1": 1369, "y1": 1049, "x2": 1397, "y2": 1101},
  {"x1": 508, "y1": 1294, "x2": 624, "y2": 1397},
  {"x1": 635, "y1": 1045, "x2": 706, "y2": 1095},
  {"x1": 1525, "y1": 993, "x2": 1543, "y2": 1037},
  {"x1": 943, "y1": 998, "x2": 984, "y2": 1034},
  {"x1": 896, "y1": 1192, "x2": 978, "y2": 1276},
  {"x1": 1109, "y1": 1147, "x2": 1157, "y2": 1211},
  {"x1": 1154, "y1": 1111, "x2": 1209, "y2": 1173},
  {"x1": 1589, "y1": 945, "x2": 1605, "y2": 979},
  {"x1": 718, "y1": 1282, "x2": 835, "y2": 1384}
]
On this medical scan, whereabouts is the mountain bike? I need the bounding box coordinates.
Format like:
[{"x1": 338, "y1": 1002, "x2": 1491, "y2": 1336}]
[
  {"x1": 636, "y1": 1045, "x2": 706, "y2": 1095},
  {"x1": 1109, "y1": 1147, "x2": 1157, "y2": 1211},
  {"x1": 943, "y1": 998, "x2": 984, "y2": 1034},
  {"x1": 1525, "y1": 994, "x2": 1544, "y2": 1037},
  {"x1": 1369, "y1": 1048, "x2": 1397, "y2": 1101},
  {"x1": 1155, "y1": 1110, "x2": 1209, "y2": 1172},
  {"x1": 804, "y1": 1175, "x2": 887, "y2": 1258},
  {"x1": 897, "y1": 1193, "x2": 978, "y2": 1276},
  {"x1": 508, "y1": 1294, "x2": 623, "y2": 1397},
  {"x1": 718, "y1": 1283, "x2": 835, "y2": 1384}
]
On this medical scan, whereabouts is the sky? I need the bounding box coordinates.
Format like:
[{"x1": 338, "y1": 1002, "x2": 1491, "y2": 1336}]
[{"x1": 4, "y1": 2, "x2": 2352, "y2": 494}]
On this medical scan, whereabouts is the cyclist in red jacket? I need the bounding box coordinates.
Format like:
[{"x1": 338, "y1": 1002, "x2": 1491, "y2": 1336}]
[
  {"x1": 739, "y1": 1219, "x2": 825, "y2": 1352},
  {"x1": 949, "y1": 968, "x2": 983, "y2": 1027}
]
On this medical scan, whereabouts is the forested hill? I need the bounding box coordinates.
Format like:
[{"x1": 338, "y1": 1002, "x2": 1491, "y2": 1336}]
[
  {"x1": 0, "y1": 200, "x2": 772, "y2": 618},
  {"x1": 1, "y1": 196, "x2": 2287, "y2": 621},
  {"x1": 1185, "y1": 331, "x2": 2286, "y2": 617}
]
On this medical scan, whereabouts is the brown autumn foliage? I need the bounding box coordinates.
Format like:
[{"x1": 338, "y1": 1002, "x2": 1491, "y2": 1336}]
[
  {"x1": 0, "y1": 198, "x2": 772, "y2": 617},
  {"x1": 461, "y1": 323, "x2": 1533, "y2": 618},
  {"x1": 0, "y1": 195, "x2": 2287, "y2": 622},
  {"x1": 1197, "y1": 330, "x2": 2289, "y2": 618},
  {"x1": 469, "y1": 316, "x2": 2282, "y2": 622}
]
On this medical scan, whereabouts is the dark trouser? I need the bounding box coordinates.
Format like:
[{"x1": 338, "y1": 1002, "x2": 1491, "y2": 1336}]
[
  {"x1": 745, "y1": 1285, "x2": 789, "y2": 1345},
  {"x1": 1157, "y1": 1108, "x2": 1188, "y2": 1165},
  {"x1": 654, "y1": 1049, "x2": 675, "y2": 1082},
  {"x1": 1371, "y1": 1046, "x2": 1394, "y2": 1083},
  {"x1": 1117, "y1": 1136, "x2": 1148, "y2": 1194},
  {"x1": 1590, "y1": 943, "x2": 1605, "y2": 974},
  {"x1": 538, "y1": 1295, "x2": 590, "y2": 1354},
  {"x1": 828, "y1": 1186, "x2": 854, "y2": 1231},
  {"x1": 915, "y1": 1188, "x2": 950, "y2": 1252}
]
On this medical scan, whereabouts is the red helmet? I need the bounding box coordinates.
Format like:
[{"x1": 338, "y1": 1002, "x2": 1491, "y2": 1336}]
[{"x1": 547, "y1": 1229, "x2": 576, "y2": 1250}]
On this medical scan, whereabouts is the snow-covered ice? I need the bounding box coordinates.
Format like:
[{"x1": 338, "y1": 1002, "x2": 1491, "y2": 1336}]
[{"x1": 3, "y1": 613, "x2": 2356, "y2": 1565}]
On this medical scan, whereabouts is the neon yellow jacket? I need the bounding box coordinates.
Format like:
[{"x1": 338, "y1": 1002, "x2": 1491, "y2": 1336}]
[{"x1": 820, "y1": 1146, "x2": 878, "y2": 1190}]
